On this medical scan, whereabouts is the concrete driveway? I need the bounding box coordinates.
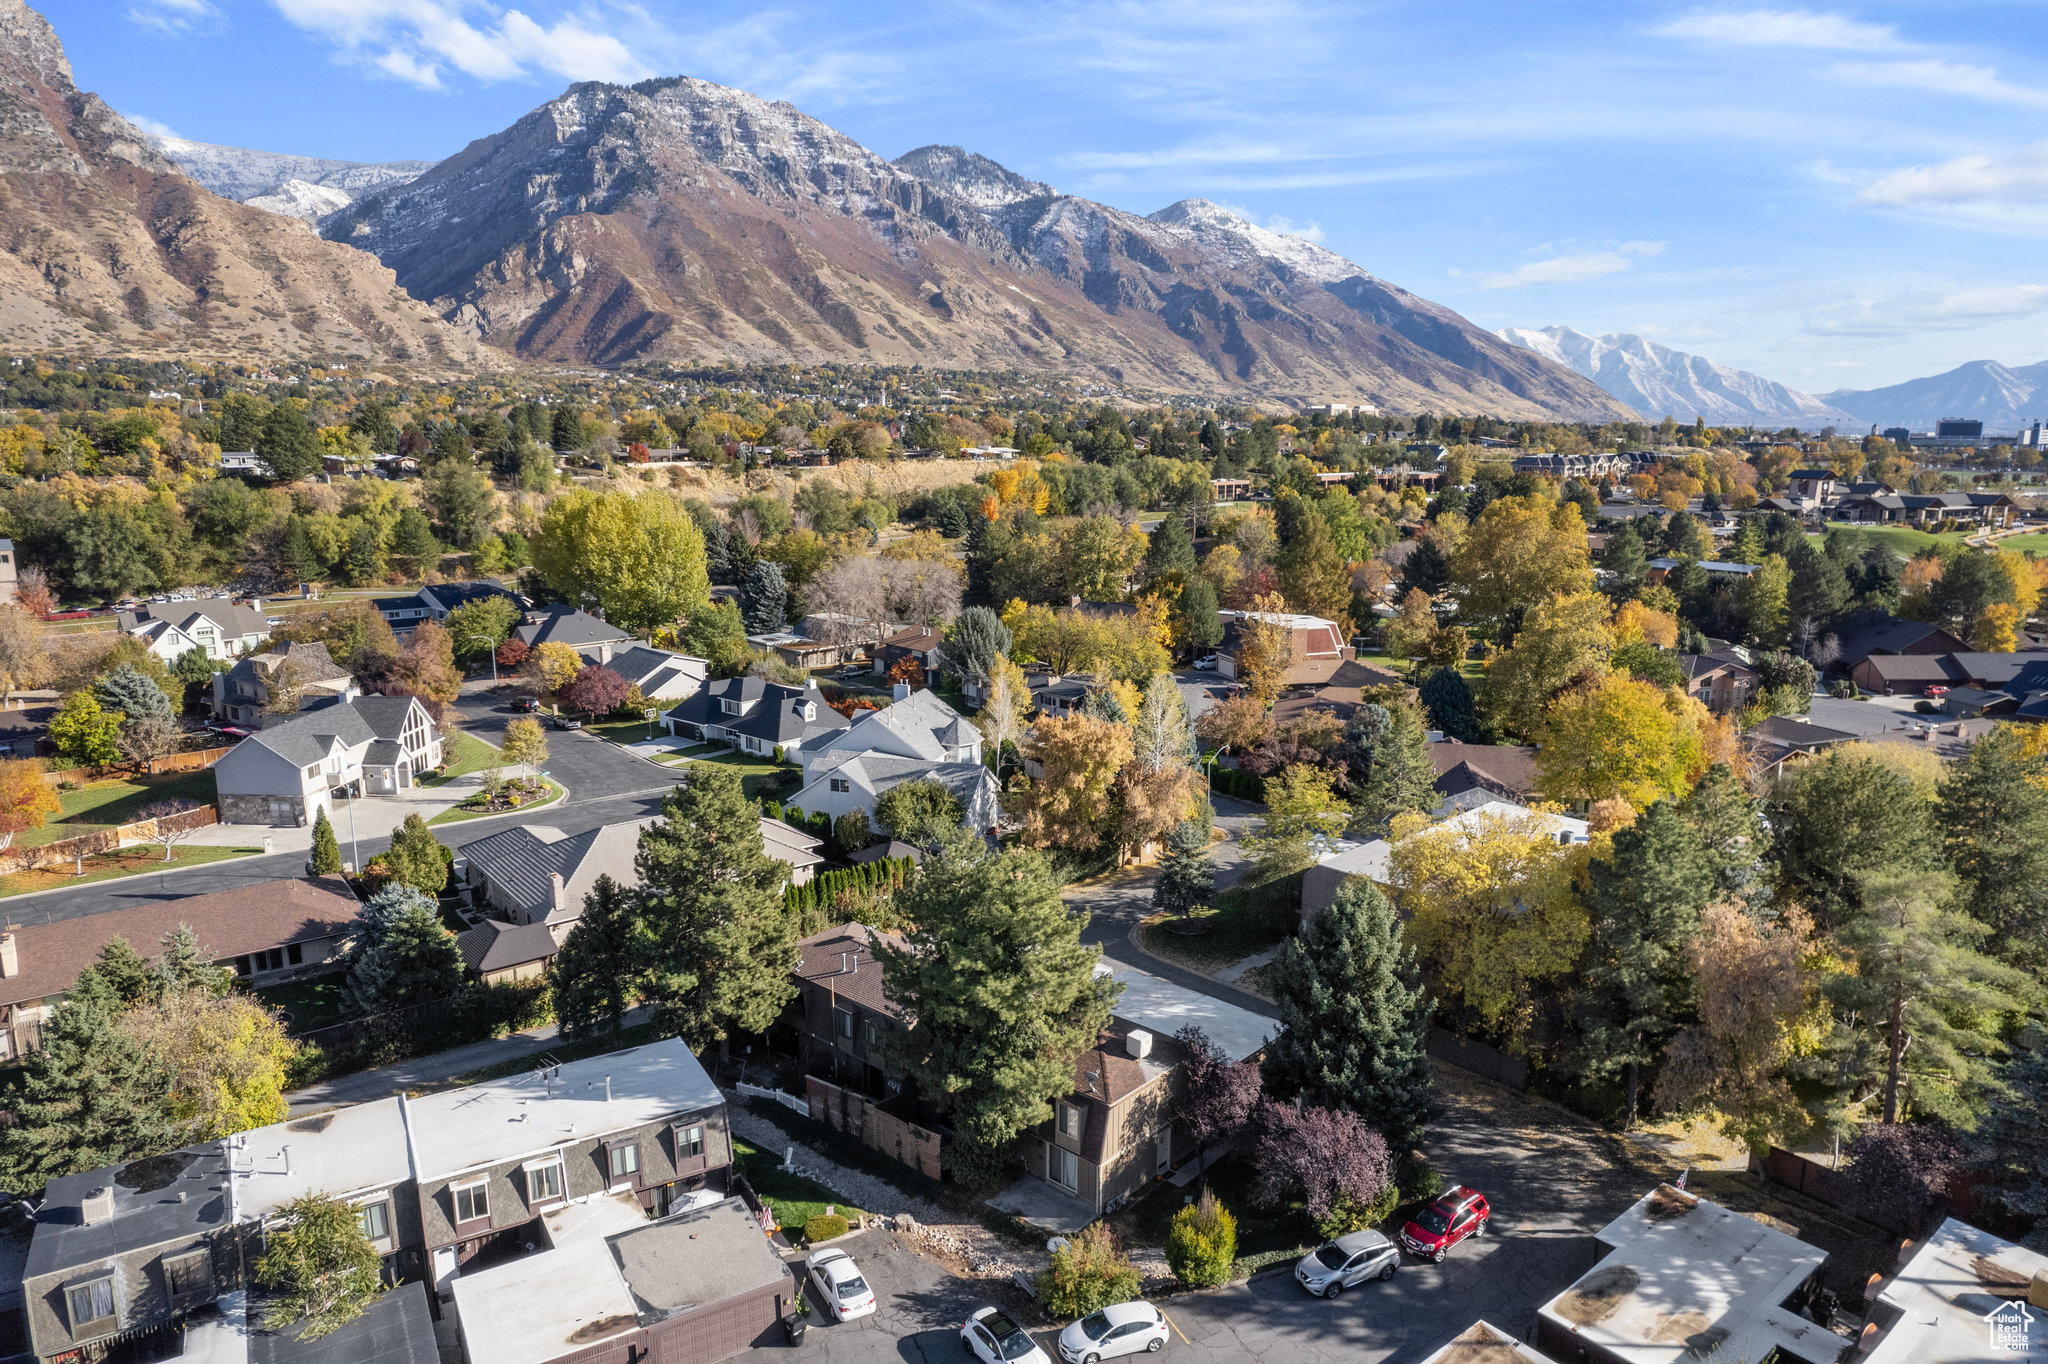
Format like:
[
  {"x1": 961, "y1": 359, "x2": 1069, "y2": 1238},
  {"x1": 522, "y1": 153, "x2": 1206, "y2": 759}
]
[{"x1": 740, "y1": 1229, "x2": 1003, "y2": 1363}]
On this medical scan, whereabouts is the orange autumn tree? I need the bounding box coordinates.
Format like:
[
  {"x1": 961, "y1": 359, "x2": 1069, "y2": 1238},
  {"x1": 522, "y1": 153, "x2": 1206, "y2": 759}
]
[
  {"x1": 1012, "y1": 714, "x2": 1133, "y2": 852},
  {"x1": 0, "y1": 757, "x2": 60, "y2": 852}
]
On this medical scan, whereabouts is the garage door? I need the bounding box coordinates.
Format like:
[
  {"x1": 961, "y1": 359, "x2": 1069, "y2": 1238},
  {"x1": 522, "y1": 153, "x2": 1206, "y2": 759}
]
[{"x1": 649, "y1": 1285, "x2": 787, "y2": 1364}]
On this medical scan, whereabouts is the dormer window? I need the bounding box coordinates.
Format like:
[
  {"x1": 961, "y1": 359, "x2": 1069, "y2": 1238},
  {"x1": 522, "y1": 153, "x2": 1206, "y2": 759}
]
[
  {"x1": 802, "y1": 702, "x2": 816, "y2": 721},
  {"x1": 66, "y1": 1274, "x2": 115, "y2": 1334}
]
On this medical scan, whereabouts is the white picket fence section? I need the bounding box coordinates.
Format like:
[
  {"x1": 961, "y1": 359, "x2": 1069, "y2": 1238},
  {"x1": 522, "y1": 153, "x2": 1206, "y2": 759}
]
[{"x1": 734, "y1": 1080, "x2": 812, "y2": 1116}]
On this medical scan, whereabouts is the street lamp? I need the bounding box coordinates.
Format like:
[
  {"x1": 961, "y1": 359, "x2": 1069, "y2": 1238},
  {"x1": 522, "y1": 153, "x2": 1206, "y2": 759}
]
[{"x1": 460, "y1": 634, "x2": 500, "y2": 682}]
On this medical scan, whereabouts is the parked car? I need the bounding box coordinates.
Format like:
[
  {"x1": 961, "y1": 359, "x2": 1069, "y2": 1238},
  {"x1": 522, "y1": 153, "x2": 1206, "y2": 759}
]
[
  {"x1": 964, "y1": 1306, "x2": 1051, "y2": 1364},
  {"x1": 1056, "y1": 1300, "x2": 1167, "y2": 1361},
  {"x1": 511, "y1": 696, "x2": 541, "y2": 713},
  {"x1": 1193, "y1": 654, "x2": 1219, "y2": 671},
  {"x1": 552, "y1": 714, "x2": 583, "y2": 731},
  {"x1": 835, "y1": 663, "x2": 869, "y2": 679},
  {"x1": 1399, "y1": 1186, "x2": 1488, "y2": 1262},
  {"x1": 804, "y1": 1248, "x2": 876, "y2": 1322},
  {"x1": 1926, "y1": 685, "x2": 1950, "y2": 697},
  {"x1": 1294, "y1": 1229, "x2": 1398, "y2": 1298}
]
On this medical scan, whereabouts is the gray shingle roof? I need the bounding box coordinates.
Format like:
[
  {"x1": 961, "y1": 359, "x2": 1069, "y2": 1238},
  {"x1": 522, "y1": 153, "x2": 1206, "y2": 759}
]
[
  {"x1": 455, "y1": 919, "x2": 560, "y2": 975},
  {"x1": 515, "y1": 608, "x2": 631, "y2": 650}
]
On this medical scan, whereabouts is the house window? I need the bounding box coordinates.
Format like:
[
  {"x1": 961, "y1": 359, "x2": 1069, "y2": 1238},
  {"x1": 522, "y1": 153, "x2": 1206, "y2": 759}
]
[
  {"x1": 67, "y1": 1276, "x2": 114, "y2": 1331},
  {"x1": 674, "y1": 1125, "x2": 704, "y2": 1160},
  {"x1": 356, "y1": 1200, "x2": 391, "y2": 1244},
  {"x1": 829, "y1": 779, "x2": 850, "y2": 794},
  {"x1": 1058, "y1": 1102, "x2": 1083, "y2": 1140},
  {"x1": 163, "y1": 1250, "x2": 212, "y2": 1301},
  {"x1": 864, "y1": 1019, "x2": 883, "y2": 1049},
  {"x1": 452, "y1": 1180, "x2": 490, "y2": 1224},
  {"x1": 286, "y1": 943, "x2": 303, "y2": 966},
  {"x1": 835, "y1": 1008, "x2": 855, "y2": 1041},
  {"x1": 524, "y1": 1157, "x2": 567, "y2": 1205},
  {"x1": 607, "y1": 1142, "x2": 640, "y2": 1183},
  {"x1": 234, "y1": 956, "x2": 252, "y2": 976}
]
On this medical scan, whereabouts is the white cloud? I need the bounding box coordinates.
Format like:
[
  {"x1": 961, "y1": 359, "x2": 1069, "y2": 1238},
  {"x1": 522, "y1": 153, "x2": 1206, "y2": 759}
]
[
  {"x1": 1263, "y1": 216, "x2": 1324, "y2": 243},
  {"x1": 1852, "y1": 141, "x2": 2048, "y2": 231},
  {"x1": 271, "y1": 1, "x2": 655, "y2": 89},
  {"x1": 1456, "y1": 241, "x2": 1665, "y2": 290},
  {"x1": 1798, "y1": 282, "x2": 2048, "y2": 337},
  {"x1": 123, "y1": 113, "x2": 183, "y2": 140},
  {"x1": 1655, "y1": 9, "x2": 1902, "y2": 51},
  {"x1": 128, "y1": 0, "x2": 218, "y2": 32},
  {"x1": 1828, "y1": 59, "x2": 2048, "y2": 111}
]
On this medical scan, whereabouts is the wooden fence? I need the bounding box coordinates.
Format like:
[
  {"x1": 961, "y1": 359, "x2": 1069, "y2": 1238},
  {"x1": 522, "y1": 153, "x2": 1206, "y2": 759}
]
[
  {"x1": 1426, "y1": 1028, "x2": 1529, "y2": 1092},
  {"x1": 0, "y1": 804, "x2": 219, "y2": 877},
  {"x1": 41, "y1": 746, "x2": 233, "y2": 783},
  {"x1": 805, "y1": 1076, "x2": 945, "y2": 1180},
  {"x1": 1749, "y1": 1145, "x2": 1937, "y2": 1238}
]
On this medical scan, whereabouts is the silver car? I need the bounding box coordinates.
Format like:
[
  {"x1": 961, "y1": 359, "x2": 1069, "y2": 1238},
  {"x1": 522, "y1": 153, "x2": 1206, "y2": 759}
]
[
  {"x1": 1294, "y1": 1229, "x2": 1398, "y2": 1299},
  {"x1": 1056, "y1": 1300, "x2": 1167, "y2": 1362}
]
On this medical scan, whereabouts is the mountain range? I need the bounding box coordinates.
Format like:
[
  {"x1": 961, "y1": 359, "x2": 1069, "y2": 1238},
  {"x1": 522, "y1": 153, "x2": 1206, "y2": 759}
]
[
  {"x1": 0, "y1": 0, "x2": 481, "y2": 366},
  {"x1": 1496, "y1": 325, "x2": 1853, "y2": 427},
  {"x1": 145, "y1": 134, "x2": 430, "y2": 225},
  {"x1": 1823, "y1": 360, "x2": 2048, "y2": 432}
]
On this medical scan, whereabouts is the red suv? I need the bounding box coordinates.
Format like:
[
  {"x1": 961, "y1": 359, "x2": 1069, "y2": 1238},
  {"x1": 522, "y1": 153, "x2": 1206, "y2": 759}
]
[{"x1": 1400, "y1": 1186, "x2": 1488, "y2": 1262}]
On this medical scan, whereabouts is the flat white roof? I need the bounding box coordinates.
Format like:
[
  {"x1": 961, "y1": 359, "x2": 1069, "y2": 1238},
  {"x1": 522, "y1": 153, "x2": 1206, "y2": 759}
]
[
  {"x1": 541, "y1": 1191, "x2": 651, "y2": 1248},
  {"x1": 1538, "y1": 1186, "x2": 1836, "y2": 1364},
  {"x1": 1094, "y1": 960, "x2": 1274, "y2": 1062},
  {"x1": 227, "y1": 1097, "x2": 415, "y2": 1222},
  {"x1": 1866, "y1": 1217, "x2": 2048, "y2": 1364},
  {"x1": 1416, "y1": 1320, "x2": 1546, "y2": 1364},
  {"x1": 406, "y1": 1038, "x2": 722, "y2": 1181},
  {"x1": 453, "y1": 1237, "x2": 636, "y2": 1364},
  {"x1": 1313, "y1": 801, "x2": 1588, "y2": 885}
]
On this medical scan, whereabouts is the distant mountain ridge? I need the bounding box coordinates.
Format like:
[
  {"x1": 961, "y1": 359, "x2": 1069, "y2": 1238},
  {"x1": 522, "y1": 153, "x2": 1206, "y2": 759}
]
[
  {"x1": 1497, "y1": 325, "x2": 1853, "y2": 427},
  {"x1": 1823, "y1": 359, "x2": 2048, "y2": 431},
  {"x1": 147, "y1": 134, "x2": 432, "y2": 224},
  {"x1": 316, "y1": 76, "x2": 1629, "y2": 414}
]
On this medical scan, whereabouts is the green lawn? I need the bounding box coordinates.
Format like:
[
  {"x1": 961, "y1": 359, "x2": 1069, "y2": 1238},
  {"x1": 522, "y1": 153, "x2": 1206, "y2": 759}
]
[
  {"x1": 733, "y1": 1138, "x2": 869, "y2": 1237},
  {"x1": 1139, "y1": 875, "x2": 1299, "y2": 968},
  {"x1": 585, "y1": 715, "x2": 670, "y2": 744},
  {"x1": 1991, "y1": 533, "x2": 2048, "y2": 554},
  {"x1": 22, "y1": 771, "x2": 219, "y2": 849},
  {"x1": 679, "y1": 752, "x2": 801, "y2": 801},
  {"x1": 0, "y1": 844, "x2": 261, "y2": 898},
  {"x1": 428, "y1": 778, "x2": 564, "y2": 826},
  {"x1": 254, "y1": 972, "x2": 346, "y2": 1032},
  {"x1": 1813, "y1": 523, "x2": 1974, "y2": 556},
  {"x1": 418, "y1": 733, "x2": 502, "y2": 788}
]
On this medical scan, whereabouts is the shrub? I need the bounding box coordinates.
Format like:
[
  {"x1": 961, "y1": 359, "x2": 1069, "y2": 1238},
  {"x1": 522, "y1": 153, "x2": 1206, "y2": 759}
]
[
  {"x1": 1914, "y1": 699, "x2": 1939, "y2": 714},
  {"x1": 1038, "y1": 1224, "x2": 1141, "y2": 1319},
  {"x1": 1314, "y1": 1183, "x2": 1400, "y2": 1240},
  {"x1": 802, "y1": 1213, "x2": 849, "y2": 1244},
  {"x1": 1166, "y1": 1190, "x2": 1237, "y2": 1288},
  {"x1": 1399, "y1": 1158, "x2": 1445, "y2": 1204}
]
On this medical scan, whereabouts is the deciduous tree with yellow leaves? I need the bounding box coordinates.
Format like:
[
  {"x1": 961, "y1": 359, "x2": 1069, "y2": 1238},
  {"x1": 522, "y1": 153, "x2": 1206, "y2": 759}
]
[
  {"x1": 1535, "y1": 674, "x2": 1708, "y2": 810},
  {"x1": 1012, "y1": 714, "x2": 1134, "y2": 852},
  {"x1": 1448, "y1": 497, "x2": 1593, "y2": 642},
  {"x1": 1480, "y1": 589, "x2": 1613, "y2": 740}
]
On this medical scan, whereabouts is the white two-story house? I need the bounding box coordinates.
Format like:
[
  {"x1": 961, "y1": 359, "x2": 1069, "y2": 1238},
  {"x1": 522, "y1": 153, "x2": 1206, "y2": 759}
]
[
  {"x1": 211, "y1": 694, "x2": 442, "y2": 826},
  {"x1": 661, "y1": 676, "x2": 850, "y2": 761},
  {"x1": 119, "y1": 601, "x2": 272, "y2": 663},
  {"x1": 798, "y1": 686, "x2": 983, "y2": 771}
]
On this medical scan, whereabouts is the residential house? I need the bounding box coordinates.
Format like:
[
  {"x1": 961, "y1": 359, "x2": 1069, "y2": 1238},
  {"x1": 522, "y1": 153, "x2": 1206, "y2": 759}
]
[
  {"x1": 511, "y1": 605, "x2": 634, "y2": 658},
  {"x1": 1646, "y1": 558, "x2": 1760, "y2": 584},
  {"x1": 662, "y1": 676, "x2": 850, "y2": 760},
  {"x1": 1746, "y1": 715, "x2": 1859, "y2": 774},
  {"x1": 22, "y1": 1145, "x2": 237, "y2": 1364},
  {"x1": 212, "y1": 694, "x2": 442, "y2": 825},
  {"x1": 795, "y1": 923, "x2": 915, "y2": 1123},
  {"x1": 801, "y1": 688, "x2": 982, "y2": 771},
  {"x1": 1004, "y1": 963, "x2": 1274, "y2": 1230},
  {"x1": 237, "y1": 1282, "x2": 439, "y2": 1364},
  {"x1": 748, "y1": 632, "x2": 851, "y2": 671},
  {"x1": 1532, "y1": 1186, "x2": 1835, "y2": 1364},
  {"x1": 874, "y1": 625, "x2": 947, "y2": 686},
  {"x1": 0, "y1": 876, "x2": 362, "y2": 1058},
  {"x1": 119, "y1": 600, "x2": 272, "y2": 662},
  {"x1": 1028, "y1": 674, "x2": 1090, "y2": 718},
  {"x1": 1269, "y1": 657, "x2": 1410, "y2": 728},
  {"x1": 211, "y1": 641, "x2": 360, "y2": 728},
  {"x1": 759, "y1": 818, "x2": 824, "y2": 885},
  {"x1": 405, "y1": 1037, "x2": 735, "y2": 1285},
  {"x1": 1427, "y1": 742, "x2": 1541, "y2": 813},
  {"x1": 455, "y1": 918, "x2": 562, "y2": 986},
  {"x1": 789, "y1": 751, "x2": 1001, "y2": 833},
  {"x1": 1850, "y1": 650, "x2": 2029, "y2": 695},
  {"x1": 1939, "y1": 685, "x2": 2017, "y2": 719},
  {"x1": 1210, "y1": 477, "x2": 1251, "y2": 499},
  {"x1": 1215, "y1": 609, "x2": 1354, "y2": 688},
  {"x1": 1785, "y1": 469, "x2": 1838, "y2": 505},
  {"x1": 1416, "y1": 1322, "x2": 1545, "y2": 1364},
  {"x1": 1832, "y1": 490, "x2": 2019, "y2": 528},
  {"x1": 462, "y1": 818, "x2": 658, "y2": 933},
  {"x1": 1301, "y1": 800, "x2": 1588, "y2": 921},
  {"x1": 226, "y1": 1097, "x2": 423, "y2": 1283},
  {"x1": 798, "y1": 612, "x2": 893, "y2": 658},
  {"x1": 219, "y1": 451, "x2": 270, "y2": 477},
  {"x1": 1831, "y1": 610, "x2": 1968, "y2": 672},
  {"x1": 374, "y1": 580, "x2": 525, "y2": 636},
  {"x1": 1677, "y1": 650, "x2": 1760, "y2": 713},
  {"x1": 1858, "y1": 1217, "x2": 2048, "y2": 1364},
  {"x1": 599, "y1": 644, "x2": 710, "y2": 705}
]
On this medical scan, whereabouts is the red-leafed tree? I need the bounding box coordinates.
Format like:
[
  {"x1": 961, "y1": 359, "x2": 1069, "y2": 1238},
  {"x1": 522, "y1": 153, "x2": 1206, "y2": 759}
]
[
  {"x1": 1249, "y1": 1101, "x2": 1393, "y2": 1228},
  {"x1": 1177, "y1": 1026, "x2": 1262, "y2": 1174},
  {"x1": 494, "y1": 638, "x2": 531, "y2": 670},
  {"x1": 560, "y1": 664, "x2": 629, "y2": 716}
]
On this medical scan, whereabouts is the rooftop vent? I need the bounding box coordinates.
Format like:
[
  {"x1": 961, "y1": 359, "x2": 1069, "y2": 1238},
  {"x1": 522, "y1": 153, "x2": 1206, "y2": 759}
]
[
  {"x1": 80, "y1": 1187, "x2": 114, "y2": 1226},
  {"x1": 1127, "y1": 1030, "x2": 1152, "y2": 1060}
]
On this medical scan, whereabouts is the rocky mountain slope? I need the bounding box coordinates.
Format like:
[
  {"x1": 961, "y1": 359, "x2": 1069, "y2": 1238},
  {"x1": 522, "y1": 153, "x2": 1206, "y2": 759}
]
[
  {"x1": 1824, "y1": 359, "x2": 2048, "y2": 431},
  {"x1": 325, "y1": 80, "x2": 1627, "y2": 416},
  {"x1": 147, "y1": 133, "x2": 432, "y2": 224},
  {"x1": 0, "y1": 0, "x2": 482, "y2": 365},
  {"x1": 1497, "y1": 325, "x2": 1852, "y2": 427}
]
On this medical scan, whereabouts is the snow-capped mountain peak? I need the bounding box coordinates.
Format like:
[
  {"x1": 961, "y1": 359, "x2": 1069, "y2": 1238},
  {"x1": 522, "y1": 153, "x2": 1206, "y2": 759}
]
[
  {"x1": 1497, "y1": 324, "x2": 1852, "y2": 426},
  {"x1": 1146, "y1": 199, "x2": 1363, "y2": 285}
]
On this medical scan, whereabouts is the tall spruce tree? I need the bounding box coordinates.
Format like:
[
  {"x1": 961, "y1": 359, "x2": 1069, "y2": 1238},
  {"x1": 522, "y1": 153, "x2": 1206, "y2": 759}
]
[
  {"x1": 95, "y1": 664, "x2": 174, "y2": 725},
  {"x1": 636, "y1": 764, "x2": 796, "y2": 1052},
  {"x1": 309, "y1": 807, "x2": 342, "y2": 876},
  {"x1": 1600, "y1": 523, "x2": 1648, "y2": 597},
  {"x1": 0, "y1": 968, "x2": 175, "y2": 1192},
  {"x1": 93, "y1": 938, "x2": 153, "y2": 1007},
  {"x1": 1417, "y1": 666, "x2": 1482, "y2": 742},
  {"x1": 1679, "y1": 761, "x2": 1764, "y2": 898},
  {"x1": 1571, "y1": 800, "x2": 1714, "y2": 1127},
  {"x1": 550, "y1": 876, "x2": 646, "y2": 1048},
  {"x1": 1343, "y1": 703, "x2": 1437, "y2": 827},
  {"x1": 1982, "y1": 1042, "x2": 2048, "y2": 1236},
  {"x1": 1937, "y1": 724, "x2": 2048, "y2": 971},
  {"x1": 1399, "y1": 536, "x2": 1451, "y2": 600},
  {"x1": 1145, "y1": 512, "x2": 1197, "y2": 584},
  {"x1": 1151, "y1": 809, "x2": 1215, "y2": 921},
  {"x1": 156, "y1": 924, "x2": 231, "y2": 997},
  {"x1": 340, "y1": 898, "x2": 463, "y2": 1019},
  {"x1": 1263, "y1": 879, "x2": 1434, "y2": 1151},
  {"x1": 1769, "y1": 747, "x2": 1929, "y2": 931},
  {"x1": 738, "y1": 560, "x2": 788, "y2": 634},
  {"x1": 877, "y1": 829, "x2": 1119, "y2": 1184}
]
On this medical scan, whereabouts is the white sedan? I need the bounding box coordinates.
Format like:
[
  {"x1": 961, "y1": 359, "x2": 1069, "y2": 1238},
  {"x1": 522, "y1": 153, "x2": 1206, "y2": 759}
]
[
  {"x1": 805, "y1": 1248, "x2": 876, "y2": 1321},
  {"x1": 1057, "y1": 1300, "x2": 1167, "y2": 1362},
  {"x1": 1193, "y1": 654, "x2": 1219, "y2": 671},
  {"x1": 964, "y1": 1306, "x2": 1052, "y2": 1363}
]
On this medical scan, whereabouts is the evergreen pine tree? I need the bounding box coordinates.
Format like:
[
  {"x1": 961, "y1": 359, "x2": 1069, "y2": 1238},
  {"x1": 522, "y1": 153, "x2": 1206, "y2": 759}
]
[
  {"x1": 92, "y1": 937, "x2": 153, "y2": 1007},
  {"x1": 156, "y1": 924, "x2": 231, "y2": 997},
  {"x1": 876, "y1": 829, "x2": 1119, "y2": 1184},
  {"x1": 1982, "y1": 1042, "x2": 2048, "y2": 1236},
  {"x1": 1152, "y1": 810, "x2": 1215, "y2": 921},
  {"x1": 1729, "y1": 517, "x2": 1764, "y2": 566},
  {"x1": 1081, "y1": 686, "x2": 1129, "y2": 726},
  {"x1": 1570, "y1": 800, "x2": 1714, "y2": 1126},
  {"x1": 309, "y1": 807, "x2": 342, "y2": 876},
  {"x1": 341, "y1": 899, "x2": 463, "y2": 1018},
  {"x1": 636, "y1": 764, "x2": 797, "y2": 1051},
  {"x1": 390, "y1": 508, "x2": 440, "y2": 570},
  {"x1": 739, "y1": 560, "x2": 788, "y2": 634},
  {"x1": 1398, "y1": 536, "x2": 1450, "y2": 599},
  {"x1": 1177, "y1": 577, "x2": 1225, "y2": 652},
  {"x1": 1417, "y1": 666, "x2": 1482, "y2": 742},
  {"x1": 1262, "y1": 879, "x2": 1434, "y2": 1151},
  {"x1": 1786, "y1": 545, "x2": 1850, "y2": 630},
  {"x1": 279, "y1": 515, "x2": 322, "y2": 584},
  {"x1": 1601, "y1": 523, "x2": 1647, "y2": 596},
  {"x1": 1678, "y1": 761, "x2": 1764, "y2": 898},
  {"x1": 95, "y1": 664, "x2": 174, "y2": 725},
  {"x1": 1343, "y1": 703, "x2": 1437, "y2": 826},
  {"x1": 0, "y1": 968, "x2": 175, "y2": 1192},
  {"x1": 383, "y1": 813, "x2": 450, "y2": 896},
  {"x1": 1937, "y1": 724, "x2": 2048, "y2": 972},
  {"x1": 257, "y1": 403, "x2": 322, "y2": 482},
  {"x1": 1145, "y1": 513, "x2": 1197, "y2": 584},
  {"x1": 550, "y1": 876, "x2": 646, "y2": 1048}
]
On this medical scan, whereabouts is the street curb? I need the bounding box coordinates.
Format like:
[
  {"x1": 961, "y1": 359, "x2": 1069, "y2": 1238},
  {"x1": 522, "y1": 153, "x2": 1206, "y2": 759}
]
[
  {"x1": 426, "y1": 779, "x2": 570, "y2": 828},
  {"x1": 0, "y1": 846, "x2": 269, "y2": 907}
]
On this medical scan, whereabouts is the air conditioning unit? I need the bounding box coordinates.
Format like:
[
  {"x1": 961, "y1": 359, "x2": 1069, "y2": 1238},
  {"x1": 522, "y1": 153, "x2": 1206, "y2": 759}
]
[{"x1": 1127, "y1": 1030, "x2": 1152, "y2": 1060}]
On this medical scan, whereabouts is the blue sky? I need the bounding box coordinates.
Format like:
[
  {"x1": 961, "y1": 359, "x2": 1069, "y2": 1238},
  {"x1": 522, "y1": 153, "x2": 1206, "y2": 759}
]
[{"x1": 41, "y1": 0, "x2": 2048, "y2": 396}]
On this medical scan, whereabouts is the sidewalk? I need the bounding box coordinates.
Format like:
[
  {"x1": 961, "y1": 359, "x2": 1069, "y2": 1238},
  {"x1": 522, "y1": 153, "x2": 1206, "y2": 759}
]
[{"x1": 172, "y1": 778, "x2": 490, "y2": 855}]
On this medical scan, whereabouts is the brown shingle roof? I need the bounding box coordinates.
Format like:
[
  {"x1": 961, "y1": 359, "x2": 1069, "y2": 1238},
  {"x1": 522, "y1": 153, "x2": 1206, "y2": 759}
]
[
  {"x1": 1428, "y1": 743, "x2": 1540, "y2": 799},
  {"x1": 796, "y1": 923, "x2": 906, "y2": 1021},
  {"x1": 0, "y1": 877, "x2": 360, "y2": 1008}
]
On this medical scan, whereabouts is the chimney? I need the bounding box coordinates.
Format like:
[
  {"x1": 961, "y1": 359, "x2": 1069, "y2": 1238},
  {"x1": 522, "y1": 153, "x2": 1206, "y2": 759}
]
[
  {"x1": 1126, "y1": 1029, "x2": 1153, "y2": 1060},
  {"x1": 551, "y1": 872, "x2": 566, "y2": 914},
  {"x1": 893, "y1": 683, "x2": 911, "y2": 702},
  {"x1": 0, "y1": 931, "x2": 17, "y2": 979},
  {"x1": 80, "y1": 1187, "x2": 114, "y2": 1226}
]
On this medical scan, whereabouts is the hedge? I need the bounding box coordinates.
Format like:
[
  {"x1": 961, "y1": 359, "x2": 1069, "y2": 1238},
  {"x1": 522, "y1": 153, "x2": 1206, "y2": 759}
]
[
  {"x1": 803, "y1": 1213, "x2": 850, "y2": 1244},
  {"x1": 784, "y1": 855, "x2": 918, "y2": 915},
  {"x1": 1210, "y1": 766, "x2": 1266, "y2": 802}
]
